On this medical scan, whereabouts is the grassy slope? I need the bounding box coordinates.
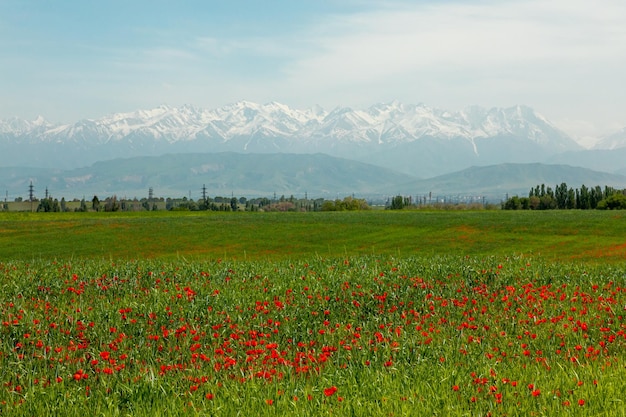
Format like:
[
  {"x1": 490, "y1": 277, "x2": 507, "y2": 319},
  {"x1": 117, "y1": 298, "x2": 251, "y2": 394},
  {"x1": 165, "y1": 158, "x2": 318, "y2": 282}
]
[{"x1": 1, "y1": 210, "x2": 624, "y2": 263}]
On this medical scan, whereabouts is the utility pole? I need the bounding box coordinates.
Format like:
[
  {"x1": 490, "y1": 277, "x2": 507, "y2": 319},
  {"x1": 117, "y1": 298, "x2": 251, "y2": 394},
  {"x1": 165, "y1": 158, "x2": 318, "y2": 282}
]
[{"x1": 29, "y1": 181, "x2": 34, "y2": 212}]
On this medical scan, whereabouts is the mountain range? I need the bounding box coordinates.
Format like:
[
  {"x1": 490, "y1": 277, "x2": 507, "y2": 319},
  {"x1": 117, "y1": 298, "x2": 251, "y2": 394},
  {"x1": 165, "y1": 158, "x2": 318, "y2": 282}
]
[
  {"x1": 1, "y1": 101, "x2": 626, "y2": 200},
  {"x1": 1, "y1": 153, "x2": 625, "y2": 202},
  {"x1": 3, "y1": 101, "x2": 622, "y2": 170}
]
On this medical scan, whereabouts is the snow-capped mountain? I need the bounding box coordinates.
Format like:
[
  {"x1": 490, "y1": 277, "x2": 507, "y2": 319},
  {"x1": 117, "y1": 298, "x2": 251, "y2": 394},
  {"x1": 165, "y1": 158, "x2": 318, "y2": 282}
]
[
  {"x1": 593, "y1": 127, "x2": 626, "y2": 150},
  {"x1": 0, "y1": 101, "x2": 581, "y2": 177},
  {"x1": 0, "y1": 115, "x2": 53, "y2": 135}
]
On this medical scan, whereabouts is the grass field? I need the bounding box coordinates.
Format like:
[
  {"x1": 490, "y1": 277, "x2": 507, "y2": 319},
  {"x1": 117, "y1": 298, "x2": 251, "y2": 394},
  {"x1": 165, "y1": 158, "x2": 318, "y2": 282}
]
[
  {"x1": 1, "y1": 210, "x2": 626, "y2": 262},
  {"x1": 0, "y1": 211, "x2": 625, "y2": 416}
]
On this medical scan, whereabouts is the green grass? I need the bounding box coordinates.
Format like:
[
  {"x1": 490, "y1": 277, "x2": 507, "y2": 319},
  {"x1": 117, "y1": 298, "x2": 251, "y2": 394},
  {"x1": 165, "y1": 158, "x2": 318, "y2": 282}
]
[
  {"x1": 1, "y1": 210, "x2": 625, "y2": 415},
  {"x1": 1, "y1": 210, "x2": 625, "y2": 263},
  {"x1": 0, "y1": 256, "x2": 624, "y2": 416}
]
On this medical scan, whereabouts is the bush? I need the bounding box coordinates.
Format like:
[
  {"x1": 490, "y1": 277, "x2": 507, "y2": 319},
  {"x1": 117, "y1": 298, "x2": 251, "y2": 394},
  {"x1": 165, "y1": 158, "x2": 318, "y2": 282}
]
[{"x1": 597, "y1": 193, "x2": 626, "y2": 210}]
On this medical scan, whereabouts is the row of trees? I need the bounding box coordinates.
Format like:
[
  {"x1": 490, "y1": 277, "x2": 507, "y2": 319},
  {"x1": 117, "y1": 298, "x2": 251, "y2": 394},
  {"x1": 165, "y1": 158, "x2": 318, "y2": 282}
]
[
  {"x1": 503, "y1": 183, "x2": 626, "y2": 210},
  {"x1": 27, "y1": 194, "x2": 371, "y2": 213},
  {"x1": 385, "y1": 195, "x2": 496, "y2": 210}
]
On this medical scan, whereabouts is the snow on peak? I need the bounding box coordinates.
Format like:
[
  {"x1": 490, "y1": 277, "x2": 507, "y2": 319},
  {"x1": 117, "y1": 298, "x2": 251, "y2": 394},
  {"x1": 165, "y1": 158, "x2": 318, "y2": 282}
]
[
  {"x1": 594, "y1": 126, "x2": 626, "y2": 150},
  {"x1": 1, "y1": 101, "x2": 578, "y2": 150}
]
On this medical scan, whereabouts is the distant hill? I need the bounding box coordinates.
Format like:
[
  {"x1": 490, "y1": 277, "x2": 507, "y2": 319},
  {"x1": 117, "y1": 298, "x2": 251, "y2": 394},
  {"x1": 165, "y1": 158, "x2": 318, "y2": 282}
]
[
  {"x1": 546, "y1": 148, "x2": 626, "y2": 175},
  {"x1": 403, "y1": 163, "x2": 626, "y2": 199},
  {"x1": 2, "y1": 154, "x2": 624, "y2": 203},
  {"x1": 0, "y1": 153, "x2": 416, "y2": 200}
]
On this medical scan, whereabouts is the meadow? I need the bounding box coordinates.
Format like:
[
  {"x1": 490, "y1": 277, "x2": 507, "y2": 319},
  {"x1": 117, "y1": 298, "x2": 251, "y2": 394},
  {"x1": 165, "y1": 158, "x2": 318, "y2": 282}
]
[
  {"x1": 0, "y1": 210, "x2": 625, "y2": 416},
  {"x1": 1, "y1": 210, "x2": 626, "y2": 262}
]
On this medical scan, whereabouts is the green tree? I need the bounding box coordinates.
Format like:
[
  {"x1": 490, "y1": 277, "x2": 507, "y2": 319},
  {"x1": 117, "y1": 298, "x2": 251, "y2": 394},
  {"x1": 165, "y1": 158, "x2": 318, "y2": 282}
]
[
  {"x1": 566, "y1": 188, "x2": 576, "y2": 209},
  {"x1": 555, "y1": 182, "x2": 568, "y2": 209},
  {"x1": 539, "y1": 195, "x2": 556, "y2": 210},
  {"x1": 529, "y1": 196, "x2": 540, "y2": 210},
  {"x1": 579, "y1": 185, "x2": 590, "y2": 209},
  {"x1": 104, "y1": 196, "x2": 120, "y2": 212},
  {"x1": 503, "y1": 196, "x2": 523, "y2": 210},
  {"x1": 92, "y1": 196, "x2": 100, "y2": 212},
  {"x1": 390, "y1": 195, "x2": 405, "y2": 210},
  {"x1": 597, "y1": 193, "x2": 626, "y2": 210}
]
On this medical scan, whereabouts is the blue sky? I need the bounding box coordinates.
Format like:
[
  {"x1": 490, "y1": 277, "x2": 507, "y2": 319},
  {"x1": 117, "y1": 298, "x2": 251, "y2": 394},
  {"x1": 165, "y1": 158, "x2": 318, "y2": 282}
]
[{"x1": 1, "y1": 0, "x2": 625, "y2": 141}]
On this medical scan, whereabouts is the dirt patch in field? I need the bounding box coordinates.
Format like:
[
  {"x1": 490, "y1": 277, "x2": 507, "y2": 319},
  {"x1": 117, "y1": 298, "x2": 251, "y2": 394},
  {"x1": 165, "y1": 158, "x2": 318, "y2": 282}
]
[
  {"x1": 574, "y1": 242, "x2": 626, "y2": 261},
  {"x1": 452, "y1": 225, "x2": 480, "y2": 243}
]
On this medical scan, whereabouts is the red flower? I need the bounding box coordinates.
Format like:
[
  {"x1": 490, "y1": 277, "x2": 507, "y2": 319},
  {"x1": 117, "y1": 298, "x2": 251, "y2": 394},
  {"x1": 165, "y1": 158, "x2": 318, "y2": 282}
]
[
  {"x1": 531, "y1": 389, "x2": 541, "y2": 397},
  {"x1": 452, "y1": 385, "x2": 459, "y2": 391},
  {"x1": 578, "y1": 399, "x2": 585, "y2": 406},
  {"x1": 324, "y1": 386, "x2": 338, "y2": 397},
  {"x1": 205, "y1": 393, "x2": 214, "y2": 400}
]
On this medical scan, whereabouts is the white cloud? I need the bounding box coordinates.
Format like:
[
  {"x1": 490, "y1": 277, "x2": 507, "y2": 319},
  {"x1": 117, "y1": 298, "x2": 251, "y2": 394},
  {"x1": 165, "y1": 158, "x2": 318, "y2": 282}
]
[
  {"x1": 275, "y1": 0, "x2": 626, "y2": 134},
  {"x1": 3, "y1": 0, "x2": 625, "y2": 137}
]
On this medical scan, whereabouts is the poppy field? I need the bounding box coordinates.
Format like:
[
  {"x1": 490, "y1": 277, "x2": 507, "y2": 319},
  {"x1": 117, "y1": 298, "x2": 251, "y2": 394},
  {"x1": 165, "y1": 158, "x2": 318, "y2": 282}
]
[{"x1": 1, "y1": 255, "x2": 625, "y2": 416}]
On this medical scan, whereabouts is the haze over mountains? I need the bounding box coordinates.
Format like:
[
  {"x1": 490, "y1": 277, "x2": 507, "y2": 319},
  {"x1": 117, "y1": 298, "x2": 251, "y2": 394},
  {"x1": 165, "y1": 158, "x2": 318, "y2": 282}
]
[{"x1": 1, "y1": 101, "x2": 626, "y2": 200}]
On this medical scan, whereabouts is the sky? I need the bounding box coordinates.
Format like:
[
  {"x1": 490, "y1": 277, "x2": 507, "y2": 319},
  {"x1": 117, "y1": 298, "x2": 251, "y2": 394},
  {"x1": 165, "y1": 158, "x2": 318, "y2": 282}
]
[{"x1": 1, "y1": 0, "x2": 625, "y2": 143}]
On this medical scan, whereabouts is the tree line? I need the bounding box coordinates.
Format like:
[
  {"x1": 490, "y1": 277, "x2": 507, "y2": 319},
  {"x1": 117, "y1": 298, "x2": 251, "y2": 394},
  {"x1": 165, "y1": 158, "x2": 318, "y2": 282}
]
[
  {"x1": 3, "y1": 193, "x2": 371, "y2": 213},
  {"x1": 503, "y1": 183, "x2": 626, "y2": 210}
]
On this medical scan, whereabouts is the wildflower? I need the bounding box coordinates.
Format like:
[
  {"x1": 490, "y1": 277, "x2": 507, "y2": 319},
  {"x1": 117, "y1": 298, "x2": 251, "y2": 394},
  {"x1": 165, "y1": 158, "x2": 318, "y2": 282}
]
[
  {"x1": 578, "y1": 399, "x2": 585, "y2": 406},
  {"x1": 452, "y1": 385, "x2": 460, "y2": 392},
  {"x1": 324, "y1": 386, "x2": 338, "y2": 397}
]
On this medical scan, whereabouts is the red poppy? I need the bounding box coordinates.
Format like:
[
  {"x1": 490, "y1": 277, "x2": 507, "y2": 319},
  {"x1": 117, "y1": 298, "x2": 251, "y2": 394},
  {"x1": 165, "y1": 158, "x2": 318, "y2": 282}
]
[{"x1": 324, "y1": 386, "x2": 338, "y2": 397}]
